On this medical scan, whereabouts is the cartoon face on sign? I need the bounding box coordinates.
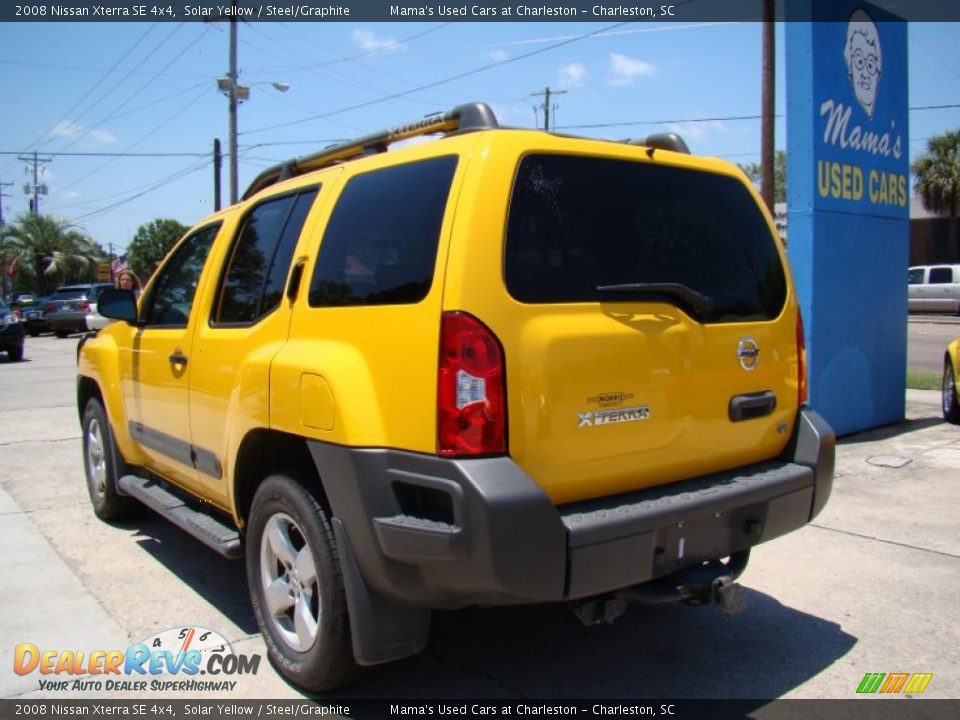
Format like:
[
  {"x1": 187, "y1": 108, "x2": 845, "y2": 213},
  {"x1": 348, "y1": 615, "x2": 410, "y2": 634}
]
[{"x1": 844, "y1": 8, "x2": 882, "y2": 119}]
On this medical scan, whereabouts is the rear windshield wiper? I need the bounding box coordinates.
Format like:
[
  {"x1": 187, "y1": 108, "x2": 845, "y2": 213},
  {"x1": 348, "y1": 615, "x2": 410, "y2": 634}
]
[{"x1": 596, "y1": 282, "x2": 714, "y2": 317}]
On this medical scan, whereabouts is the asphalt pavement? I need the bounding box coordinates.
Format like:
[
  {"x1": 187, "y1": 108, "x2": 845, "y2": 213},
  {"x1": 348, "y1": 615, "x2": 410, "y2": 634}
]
[{"x1": 0, "y1": 334, "x2": 958, "y2": 703}]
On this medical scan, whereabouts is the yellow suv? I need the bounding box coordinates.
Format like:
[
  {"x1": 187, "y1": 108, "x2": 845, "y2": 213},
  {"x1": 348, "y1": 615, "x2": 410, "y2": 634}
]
[{"x1": 78, "y1": 102, "x2": 834, "y2": 691}]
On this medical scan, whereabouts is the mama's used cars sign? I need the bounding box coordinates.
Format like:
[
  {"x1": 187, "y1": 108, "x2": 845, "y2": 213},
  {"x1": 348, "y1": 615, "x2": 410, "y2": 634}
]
[
  {"x1": 787, "y1": 1, "x2": 909, "y2": 435},
  {"x1": 813, "y1": 6, "x2": 909, "y2": 216}
]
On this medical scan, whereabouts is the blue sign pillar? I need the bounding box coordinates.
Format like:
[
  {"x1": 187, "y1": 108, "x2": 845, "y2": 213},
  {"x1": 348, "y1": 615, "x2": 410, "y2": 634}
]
[{"x1": 786, "y1": 1, "x2": 909, "y2": 436}]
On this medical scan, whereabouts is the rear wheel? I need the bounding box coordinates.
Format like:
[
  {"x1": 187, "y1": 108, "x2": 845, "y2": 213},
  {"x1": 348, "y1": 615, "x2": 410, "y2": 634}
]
[
  {"x1": 27, "y1": 329, "x2": 39, "y2": 337},
  {"x1": 7, "y1": 346, "x2": 23, "y2": 362},
  {"x1": 943, "y1": 357, "x2": 960, "y2": 424},
  {"x1": 55, "y1": 329, "x2": 69, "y2": 338},
  {"x1": 246, "y1": 474, "x2": 361, "y2": 692},
  {"x1": 82, "y1": 398, "x2": 138, "y2": 520}
]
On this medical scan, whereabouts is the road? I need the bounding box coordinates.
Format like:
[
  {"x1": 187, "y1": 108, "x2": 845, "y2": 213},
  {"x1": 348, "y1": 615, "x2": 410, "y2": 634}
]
[
  {"x1": 908, "y1": 314, "x2": 959, "y2": 374},
  {"x1": 0, "y1": 334, "x2": 958, "y2": 704}
]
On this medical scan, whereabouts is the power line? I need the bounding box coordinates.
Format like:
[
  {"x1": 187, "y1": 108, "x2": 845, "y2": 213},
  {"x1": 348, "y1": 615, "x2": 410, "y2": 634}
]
[
  {"x1": 49, "y1": 24, "x2": 185, "y2": 155},
  {"x1": 243, "y1": 21, "x2": 633, "y2": 136},
  {"x1": 556, "y1": 103, "x2": 960, "y2": 131},
  {"x1": 0, "y1": 58, "x2": 208, "y2": 79},
  {"x1": 71, "y1": 158, "x2": 211, "y2": 222},
  {"x1": 0, "y1": 150, "x2": 207, "y2": 158},
  {"x1": 58, "y1": 84, "x2": 214, "y2": 193},
  {"x1": 245, "y1": 23, "x2": 455, "y2": 77}
]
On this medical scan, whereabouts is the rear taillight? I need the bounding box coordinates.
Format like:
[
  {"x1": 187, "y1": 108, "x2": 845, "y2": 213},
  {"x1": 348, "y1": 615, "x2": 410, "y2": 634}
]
[
  {"x1": 797, "y1": 309, "x2": 808, "y2": 406},
  {"x1": 437, "y1": 312, "x2": 506, "y2": 457},
  {"x1": 78, "y1": 301, "x2": 90, "y2": 311},
  {"x1": 45, "y1": 304, "x2": 54, "y2": 314}
]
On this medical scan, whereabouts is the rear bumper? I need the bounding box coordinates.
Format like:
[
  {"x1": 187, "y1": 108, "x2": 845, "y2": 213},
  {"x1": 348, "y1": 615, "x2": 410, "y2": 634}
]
[
  {"x1": 309, "y1": 407, "x2": 835, "y2": 609},
  {"x1": 48, "y1": 312, "x2": 86, "y2": 331}
]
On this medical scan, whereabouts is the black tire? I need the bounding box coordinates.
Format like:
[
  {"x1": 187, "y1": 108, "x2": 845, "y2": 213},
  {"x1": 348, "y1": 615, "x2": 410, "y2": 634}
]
[
  {"x1": 55, "y1": 330, "x2": 69, "y2": 338},
  {"x1": 81, "y1": 397, "x2": 138, "y2": 521},
  {"x1": 7, "y1": 346, "x2": 23, "y2": 362},
  {"x1": 27, "y1": 329, "x2": 39, "y2": 337},
  {"x1": 246, "y1": 474, "x2": 362, "y2": 692},
  {"x1": 943, "y1": 357, "x2": 960, "y2": 424}
]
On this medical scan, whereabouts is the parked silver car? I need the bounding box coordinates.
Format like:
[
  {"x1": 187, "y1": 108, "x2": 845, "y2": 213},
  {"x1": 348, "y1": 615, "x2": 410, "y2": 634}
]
[
  {"x1": 45, "y1": 283, "x2": 114, "y2": 337},
  {"x1": 908, "y1": 265, "x2": 960, "y2": 314}
]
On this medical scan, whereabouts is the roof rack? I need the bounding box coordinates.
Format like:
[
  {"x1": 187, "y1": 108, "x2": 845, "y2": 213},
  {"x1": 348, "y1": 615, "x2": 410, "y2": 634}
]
[
  {"x1": 628, "y1": 133, "x2": 691, "y2": 155},
  {"x1": 242, "y1": 101, "x2": 499, "y2": 200}
]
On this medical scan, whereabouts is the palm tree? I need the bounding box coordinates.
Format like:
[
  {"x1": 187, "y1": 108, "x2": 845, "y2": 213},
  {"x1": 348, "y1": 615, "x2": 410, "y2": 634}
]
[
  {"x1": 912, "y1": 130, "x2": 960, "y2": 259},
  {"x1": 0, "y1": 214, "x2": 101, "y2": 295}
]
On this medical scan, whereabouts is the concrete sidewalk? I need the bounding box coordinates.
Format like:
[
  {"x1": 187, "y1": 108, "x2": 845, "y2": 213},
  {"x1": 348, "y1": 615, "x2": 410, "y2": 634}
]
[{"x1": 0, "y1": 388, "x2": 956, "y2": 699}]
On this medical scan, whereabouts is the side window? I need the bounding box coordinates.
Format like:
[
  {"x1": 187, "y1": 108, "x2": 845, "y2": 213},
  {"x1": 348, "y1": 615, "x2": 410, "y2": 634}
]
[
  {"x1": 213, "y1": 187, "x2": 318, "y2": 325},
  {"x1": 908, "y1": 268, "x2": 925, "y2": 285},
  {"x1": 929, "y1": 267, "x2": 954, "y2": 284},
  {"x1": 141, "y1": 223, "x2": 220, "y2": 327},
  {"x1": 308, "y1": 156, "x2": 458, "y2": 307}
]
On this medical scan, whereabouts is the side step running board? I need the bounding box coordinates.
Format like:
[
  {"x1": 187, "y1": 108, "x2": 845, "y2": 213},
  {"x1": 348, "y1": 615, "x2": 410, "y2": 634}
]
[{"x1": 118, "y1": 475, "x2": 242, "y2": 559}]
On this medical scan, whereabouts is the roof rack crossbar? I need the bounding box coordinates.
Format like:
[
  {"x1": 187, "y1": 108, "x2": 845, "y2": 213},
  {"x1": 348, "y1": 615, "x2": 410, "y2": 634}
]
[{"x1": 242, "y1": 101, "x2": 498, "y2": 200}]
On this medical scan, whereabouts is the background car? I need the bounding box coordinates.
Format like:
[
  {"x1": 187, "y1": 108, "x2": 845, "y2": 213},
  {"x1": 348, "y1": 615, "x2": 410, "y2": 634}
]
[
  {"x1": 944, "y1": 338, "x2": 960, "y2": 424},
  {"x1": 85, "y1": 307, "x2": 110, "y2": 332},
  {"x1": 45, "y1": 283, "x2": 114, "y2": 338},
  {"x1": 0, "y1": 299, "x2": 25, "y2": 362},
  {"x1": 20, "y1": 295, "x2": 52, "y2": 336}
]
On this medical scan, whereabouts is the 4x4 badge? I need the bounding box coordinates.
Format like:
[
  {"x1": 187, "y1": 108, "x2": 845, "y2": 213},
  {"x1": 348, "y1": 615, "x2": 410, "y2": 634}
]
[
  {"x1": 737, "y1": 337, "x2": 760, "y2": 371},
  {"x1": 578, "y1": 406, "x2": 651, "y2": 428}
]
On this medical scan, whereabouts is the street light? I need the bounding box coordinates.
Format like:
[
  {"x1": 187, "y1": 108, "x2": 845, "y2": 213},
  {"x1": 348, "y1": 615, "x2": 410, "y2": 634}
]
[{"x1": 217, "y1": 61, "x2": 289, "y2": 205}]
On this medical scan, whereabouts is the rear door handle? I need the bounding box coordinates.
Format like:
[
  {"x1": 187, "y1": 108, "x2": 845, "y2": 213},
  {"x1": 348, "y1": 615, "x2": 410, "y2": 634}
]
[
  {"x1": 729, "y1": 391, "x2": 776, "y2": 422},
  {"x1": 168, "y1": 351, "x2": 188, "y2": 367}
]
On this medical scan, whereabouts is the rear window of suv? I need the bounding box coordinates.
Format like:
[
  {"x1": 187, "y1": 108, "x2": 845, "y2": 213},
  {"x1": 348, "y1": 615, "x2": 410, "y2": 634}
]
[
  {"x1": 505, "y1": 154, "x2": 787, "y2": 323},
  {"x1": 51, "y1": 287, "x2": 90, "y2": 301}
]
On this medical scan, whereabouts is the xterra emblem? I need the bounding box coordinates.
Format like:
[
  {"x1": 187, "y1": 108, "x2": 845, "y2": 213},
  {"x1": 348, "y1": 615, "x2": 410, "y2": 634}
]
[
  {"x1": 737, "y1": 337, "x2": 760, "y2": 371},
  {"x1": 578, "y1": 406, "x2": 651, "y2": 428}
]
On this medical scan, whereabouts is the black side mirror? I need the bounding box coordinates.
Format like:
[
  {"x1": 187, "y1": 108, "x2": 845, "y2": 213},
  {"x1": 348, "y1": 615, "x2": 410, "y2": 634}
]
[{"x1": 97, "y1": 288, "x2": 138, "y2": 324}]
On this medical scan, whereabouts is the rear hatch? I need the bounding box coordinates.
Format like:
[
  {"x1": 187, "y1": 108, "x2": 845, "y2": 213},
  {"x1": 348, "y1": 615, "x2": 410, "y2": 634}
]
[
  {"x1": 47, "y1": 287, "x2": 91, "y2": 315},
  {"x1": 497, "y1": 151, "x2": 799, "y2": 505}
]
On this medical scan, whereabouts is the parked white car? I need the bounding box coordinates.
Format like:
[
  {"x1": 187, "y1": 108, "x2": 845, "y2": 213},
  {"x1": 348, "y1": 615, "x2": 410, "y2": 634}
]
[{"x1": 908, "y1": 265, "x2": 960, "y2": 314}]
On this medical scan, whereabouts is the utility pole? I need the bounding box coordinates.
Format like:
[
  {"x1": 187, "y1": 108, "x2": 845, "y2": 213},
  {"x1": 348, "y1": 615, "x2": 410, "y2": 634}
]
[
  {"x1": 0, "y1": 180, "x2": 12, "y2": 299},
  {"x1": 0, "y1": 180, "x2": 12, "y2": 228},
  {"x1": 532, "y1": 86, "x2": 567, "y2": 131},
  {"x1": 228, "y1": 12, "x2": 239, "y2": 205},
  {"x1": 18, "y1": 151, "x2": 52, "y2": 215},
  {"x1": 761, "y1": 0, "x2": 775, "y2": 213},
  {"x1": 213, "y1": 138, "x2": 223, "y2": 212}
]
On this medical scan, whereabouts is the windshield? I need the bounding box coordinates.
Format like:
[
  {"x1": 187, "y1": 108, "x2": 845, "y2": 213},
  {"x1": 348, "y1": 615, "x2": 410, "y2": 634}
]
[{"x1": 505, "y1": 154, "x2": 787, "y2": 323}]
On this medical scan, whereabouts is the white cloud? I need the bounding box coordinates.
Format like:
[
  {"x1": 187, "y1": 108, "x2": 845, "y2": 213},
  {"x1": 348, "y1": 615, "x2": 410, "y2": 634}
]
[
  {"x1": 51, "y1": 119, "x2": 116, "y2": 145},
  {"x1": 558, "y1": 62, "x2": 587, "y2": 89},
  {"x1": 488, "y1": 49, "x2": 508, "y2": 63},
  {"x1": 58, "y1": 190, "x2": 80, "y2": 199},
  {"x1": 667, "y1": 120, "x2": 728, "y2": 142},
  {"x1": 352, "y1": 29, "x2": 404, "y2": 53},
  {"x1": 607, "y1": 53, "x2": 655, "y2": 86}
]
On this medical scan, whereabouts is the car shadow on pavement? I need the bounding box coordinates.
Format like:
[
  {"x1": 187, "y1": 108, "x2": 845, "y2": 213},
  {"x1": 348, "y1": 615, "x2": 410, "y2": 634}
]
[
  {"x1": 125, "y1": 513, "x2": 856, "y2": 703},
  {"x1": 839, "y1": 416, "x2": 945, "y2": 445},
  {"x1": 331, "y1": 593, "x2": 856, "y2": 703},
  {"x1": 128, "y1": 514, "x2": 259, "y2": 636}
]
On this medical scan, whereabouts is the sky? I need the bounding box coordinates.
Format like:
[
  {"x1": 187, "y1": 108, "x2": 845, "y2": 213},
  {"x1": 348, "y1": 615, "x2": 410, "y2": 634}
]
[{"x1": 0, "y1": 19, "x2": 957, "y2": 254}]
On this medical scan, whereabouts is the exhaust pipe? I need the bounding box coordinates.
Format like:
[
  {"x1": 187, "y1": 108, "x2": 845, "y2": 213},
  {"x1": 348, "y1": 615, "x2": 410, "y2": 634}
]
[{"x1": 570, "y1": 551, "x2": 750, "y2": 626}]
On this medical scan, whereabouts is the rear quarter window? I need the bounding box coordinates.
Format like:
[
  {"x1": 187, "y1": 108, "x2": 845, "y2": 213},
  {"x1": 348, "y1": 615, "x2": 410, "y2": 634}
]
[
  {"x1": 908, "y1": 268, "x2": 925, "y2": 285},
  {"x1": 505, "y1": 154, "x2": 788, "y2": 323},
  {"x1": 929, "y1": 268, "x2": 954, "y2": 284},
  {"x1": 308, "y1": 155, "x2": 458, "y2": 307}
]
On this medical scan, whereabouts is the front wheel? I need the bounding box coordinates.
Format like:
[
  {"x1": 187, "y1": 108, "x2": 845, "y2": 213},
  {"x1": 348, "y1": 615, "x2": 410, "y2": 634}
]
[
  {"x1": 943, "y1": 357, "x2": 960, "y2": 424},
  {"x1": 246, "y1": 474, "x2": 362, "y2": 692},
  {"x1": 82, "y1": 398, "x2": 138, "y2": 520}
]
